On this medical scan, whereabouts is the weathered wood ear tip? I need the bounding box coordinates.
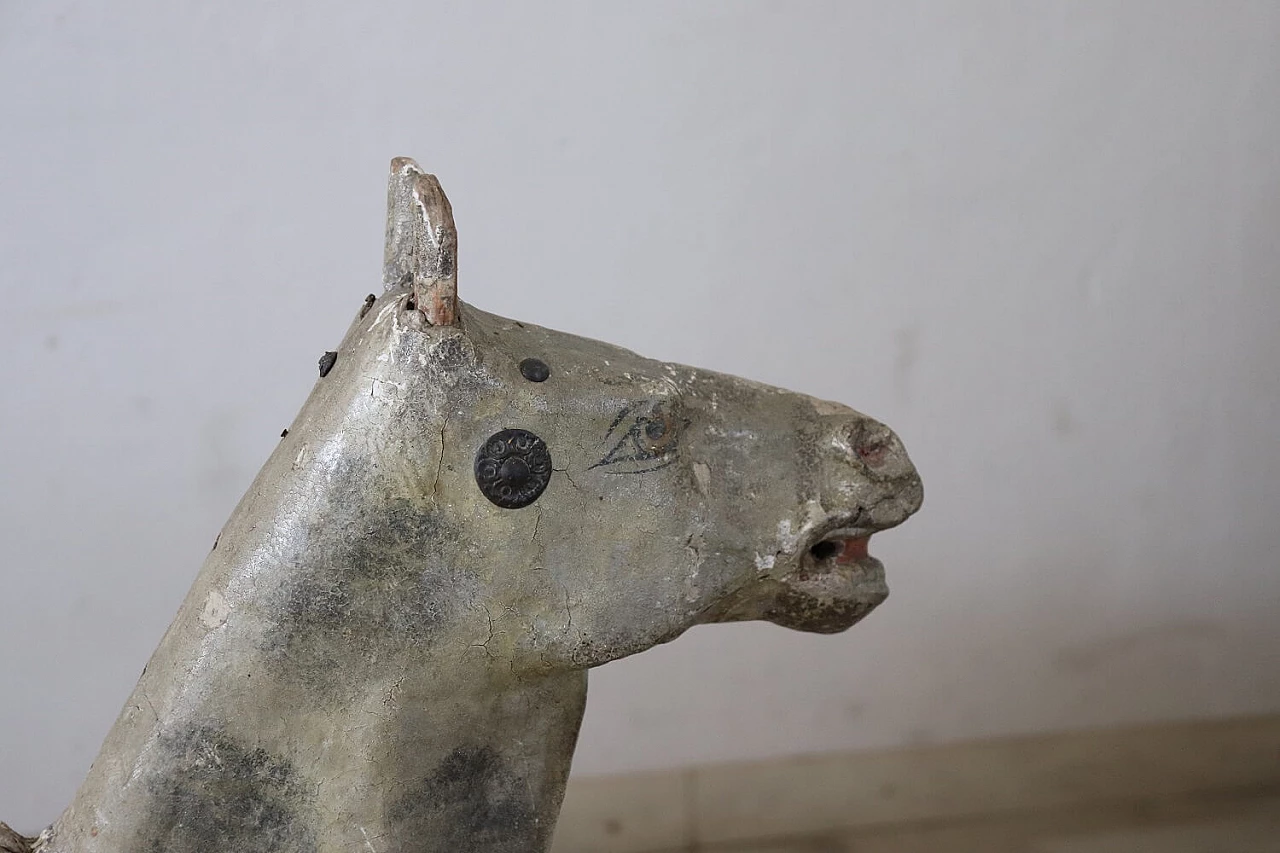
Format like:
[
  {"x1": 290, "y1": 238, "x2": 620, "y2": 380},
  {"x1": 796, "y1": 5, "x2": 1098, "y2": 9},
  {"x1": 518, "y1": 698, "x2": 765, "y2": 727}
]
[
  {"x1": 383, "y1": 155, "x2": 459, "y2": 327},
  {"x1": 389, "y1": 156, "x2": 424, "y2": 177}
]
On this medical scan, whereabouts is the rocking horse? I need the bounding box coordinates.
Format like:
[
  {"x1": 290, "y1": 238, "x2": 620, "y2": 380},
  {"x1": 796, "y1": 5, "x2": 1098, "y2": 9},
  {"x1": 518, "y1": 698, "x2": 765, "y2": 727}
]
[{"x1": 5, "y1": 158, "x2": 923, "y2": 853}]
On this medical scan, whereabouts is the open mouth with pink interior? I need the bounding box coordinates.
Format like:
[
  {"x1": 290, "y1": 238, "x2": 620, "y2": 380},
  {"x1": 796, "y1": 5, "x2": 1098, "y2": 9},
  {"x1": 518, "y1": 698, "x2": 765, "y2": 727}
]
[
  {"x1": 766, "y1": 527, "x2": 892, "y2": 632},
  {"x1": 808, "y1": 534, "x2": 871, "y2": 565}
]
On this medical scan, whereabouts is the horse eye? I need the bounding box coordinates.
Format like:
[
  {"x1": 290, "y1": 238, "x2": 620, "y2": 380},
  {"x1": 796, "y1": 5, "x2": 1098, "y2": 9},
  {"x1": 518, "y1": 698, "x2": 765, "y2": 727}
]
[{"x1": 592, "y1": 404, "x2": 683, "y2": 473}]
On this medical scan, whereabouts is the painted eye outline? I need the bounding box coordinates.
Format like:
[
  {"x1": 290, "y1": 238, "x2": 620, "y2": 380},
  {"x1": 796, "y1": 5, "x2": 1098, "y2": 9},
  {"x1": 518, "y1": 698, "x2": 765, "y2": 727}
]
[{"x1": 590, "y1": 402, "x2": 685, "y2": 474}]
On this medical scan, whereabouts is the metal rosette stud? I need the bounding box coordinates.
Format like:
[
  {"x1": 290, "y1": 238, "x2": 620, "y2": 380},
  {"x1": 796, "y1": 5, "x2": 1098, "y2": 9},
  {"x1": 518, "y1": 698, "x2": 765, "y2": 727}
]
[{"x1": 474, "y1": 429, "x2": 553, "y2": 509}]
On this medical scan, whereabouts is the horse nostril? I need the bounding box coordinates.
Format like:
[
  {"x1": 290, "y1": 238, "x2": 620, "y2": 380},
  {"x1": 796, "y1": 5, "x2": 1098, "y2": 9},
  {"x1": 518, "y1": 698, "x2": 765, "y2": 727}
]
[
  {"x1": 856, "y1": 439, "x2": 890, "y2": 466},
  {"x1": 809, "y1": 540, "x2": 840, "y2": 560},
  {"x1": 847, "y1": 421, "x2": 896, "y2": 469}
]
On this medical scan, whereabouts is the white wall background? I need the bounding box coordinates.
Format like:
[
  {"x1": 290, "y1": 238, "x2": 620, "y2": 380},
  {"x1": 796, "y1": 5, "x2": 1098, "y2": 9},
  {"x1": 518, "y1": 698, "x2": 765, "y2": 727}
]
[{"x1": 2, "y1": 0, "x2": 1279, "y2": 830}]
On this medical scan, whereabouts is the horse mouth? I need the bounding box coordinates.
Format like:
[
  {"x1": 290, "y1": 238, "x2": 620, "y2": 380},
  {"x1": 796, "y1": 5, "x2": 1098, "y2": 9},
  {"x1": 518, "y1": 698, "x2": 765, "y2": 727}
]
[
  {"x1": 796, "y1": 530, "x2": 888, "y2": 602},
  {"x1": 764, "y1": 529, "x2": 890, "y2": 634},
  {"x1": 705, "y1": 527, "x2": 897, "y2": 633},
  {"x1": 808, "y1": 532, "x2": 872, "y2": 565}
]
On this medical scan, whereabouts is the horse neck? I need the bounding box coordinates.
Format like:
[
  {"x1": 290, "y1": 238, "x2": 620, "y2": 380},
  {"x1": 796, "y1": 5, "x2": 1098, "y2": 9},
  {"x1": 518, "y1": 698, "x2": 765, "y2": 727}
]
[{"x1": 50, "y1": 395, "x2": 590, "y2": 853}]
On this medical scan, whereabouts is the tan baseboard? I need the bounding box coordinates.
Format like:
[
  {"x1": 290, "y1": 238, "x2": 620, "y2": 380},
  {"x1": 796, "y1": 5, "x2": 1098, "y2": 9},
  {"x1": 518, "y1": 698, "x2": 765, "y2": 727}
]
[{"x1": 551, "y1": 714, "x2": 1280, "y2": 853}]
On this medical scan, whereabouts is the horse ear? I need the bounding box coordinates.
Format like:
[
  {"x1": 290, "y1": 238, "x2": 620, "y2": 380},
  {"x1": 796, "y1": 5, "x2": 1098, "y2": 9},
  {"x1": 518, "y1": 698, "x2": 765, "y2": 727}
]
[{"x1": 383, "y1": 157, "x2": 459, "y2": 326}]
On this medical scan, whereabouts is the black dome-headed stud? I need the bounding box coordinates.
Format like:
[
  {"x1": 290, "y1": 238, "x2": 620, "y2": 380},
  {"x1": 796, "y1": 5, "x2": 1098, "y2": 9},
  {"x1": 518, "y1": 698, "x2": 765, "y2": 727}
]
[
  {"x1": 519, "y1": 357, "x2": 550, "y2": 382},
  {"x1": 475, "y1": 429, "x2": 552, "y2": 508},
  {"x1": 318, "y1": 351, "x2": 338, "y2": 377}
]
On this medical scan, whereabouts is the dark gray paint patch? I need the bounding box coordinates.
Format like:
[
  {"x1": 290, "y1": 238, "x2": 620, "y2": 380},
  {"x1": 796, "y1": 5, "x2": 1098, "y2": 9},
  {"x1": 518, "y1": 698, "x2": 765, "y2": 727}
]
[
  {"x1": 388, "y1": 745, "x2": 538, "y2": 852},
  {"x1": 136, "y1": 724, "x2": 314, "y2": 853},
  {"x1": 261, "y1": 496, "x2": 460, "y2": 695}
]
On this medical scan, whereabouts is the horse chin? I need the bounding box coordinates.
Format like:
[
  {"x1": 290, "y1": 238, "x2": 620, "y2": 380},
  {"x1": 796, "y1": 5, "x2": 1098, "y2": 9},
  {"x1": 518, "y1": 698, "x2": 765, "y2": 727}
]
[{"x1": 764, "y1": 556, "x2": 890, "y2": 634}]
